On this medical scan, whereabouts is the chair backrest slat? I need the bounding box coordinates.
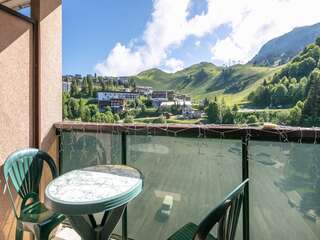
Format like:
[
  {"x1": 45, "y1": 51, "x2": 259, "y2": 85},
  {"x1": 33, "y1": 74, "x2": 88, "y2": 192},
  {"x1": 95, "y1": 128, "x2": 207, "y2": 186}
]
[
  {"x1": 226, "y1": 201, "x2": 235, "y2": 239},
  {"x1": 8, "y1": 167, "x2": 22, "y2": 195},
  {"x1": 193, "y1": 179, "x2": 249, "y2": 240},
  {"x1": 3, "y1": 148, "x2": 58, "y2": 214},
  {"x1": 17, "y1": 160, "x2": 29, "y2": 197},
  {"x1": 230, "y1": 194, "x2": 243, "y2": 240}
]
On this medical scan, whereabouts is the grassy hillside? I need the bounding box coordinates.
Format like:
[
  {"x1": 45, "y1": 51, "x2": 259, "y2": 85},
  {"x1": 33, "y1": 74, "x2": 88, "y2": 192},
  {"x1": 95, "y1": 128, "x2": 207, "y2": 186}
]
[{"x1": 133, "y1": 62, "x2": 277, "y2": 105}]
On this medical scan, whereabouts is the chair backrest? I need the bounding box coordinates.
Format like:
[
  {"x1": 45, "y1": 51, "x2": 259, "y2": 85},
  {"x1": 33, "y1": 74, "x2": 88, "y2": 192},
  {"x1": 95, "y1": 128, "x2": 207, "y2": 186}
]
[
  {"x1": 193, "y1": 179, "x2": 249, "y2": 240},
  {"x1": 3, "y1": 148, "x2": 58, "y2": 217}
]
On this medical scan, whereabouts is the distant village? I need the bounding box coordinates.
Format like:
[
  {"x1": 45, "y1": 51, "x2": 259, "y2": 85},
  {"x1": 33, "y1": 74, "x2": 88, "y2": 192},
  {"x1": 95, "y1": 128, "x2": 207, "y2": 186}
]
[{"x1": 62, "y1": 74, "x2": 205, "y2": 122}]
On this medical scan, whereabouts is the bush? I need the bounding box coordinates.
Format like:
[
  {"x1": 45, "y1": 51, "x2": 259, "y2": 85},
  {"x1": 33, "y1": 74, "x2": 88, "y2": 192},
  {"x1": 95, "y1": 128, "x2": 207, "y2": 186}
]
[
  {"x1": 152, "y1": 115, "x2": 166, "y2": 124},
  {"x1": 124, "y1": 115, "x2": 134, "y2": 123},
  {"x1": 114, "y1": 114, "x2": 120, "y2": 122},
  {"x1": 246, "y1": 115, "x2": 259, "y2": 124}
]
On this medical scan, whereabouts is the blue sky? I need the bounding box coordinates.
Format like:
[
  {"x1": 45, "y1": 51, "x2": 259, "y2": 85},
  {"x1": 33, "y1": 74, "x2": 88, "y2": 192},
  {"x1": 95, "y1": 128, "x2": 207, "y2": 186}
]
[
  {"x1": 60, "y1": 0, "x2": 320, "y2": 76},
  {"x1": 63, "y1": 0, "x2": 153, "y2": 75}
]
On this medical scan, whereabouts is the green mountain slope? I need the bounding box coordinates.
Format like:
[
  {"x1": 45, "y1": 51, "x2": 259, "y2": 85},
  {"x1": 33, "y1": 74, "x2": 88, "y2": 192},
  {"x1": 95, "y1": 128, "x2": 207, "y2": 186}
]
[
  {"x1": 249, "y1": 22, "x2": 320, "y2": 66},
  {"x1": 134, "y1": 68, "x2": 172, "y2": 89},
  {"x1": 133, "y1": 62, "x2": 276, "y2": 105},
  {"x1": 249, "y1": 37, "x2": 320, "y2": 109}
]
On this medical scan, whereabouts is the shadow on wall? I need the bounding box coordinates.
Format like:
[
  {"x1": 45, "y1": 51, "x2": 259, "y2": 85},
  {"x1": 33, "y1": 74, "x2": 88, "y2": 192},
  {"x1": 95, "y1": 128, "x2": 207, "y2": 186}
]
[
  {"x1": 0, "y1": 165, "x2": 16, "y2": 240},
  {"x1": 0, "y1": 8, "x2": 34, "y2": 163},
  {"x1": 0, "y1": 1, "x2": 62, "y2": 239},
  {"x1": 0, "y1": 9, "x2": 31, "y2": 53},
  {"x1": 0, "y1": 8, "x2": 34, "y2": 240}
]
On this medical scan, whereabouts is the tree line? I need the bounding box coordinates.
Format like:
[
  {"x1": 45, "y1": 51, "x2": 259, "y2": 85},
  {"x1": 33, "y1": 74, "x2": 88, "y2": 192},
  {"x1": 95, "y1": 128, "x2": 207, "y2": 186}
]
[
  {"x1": 69, "y1": 75, "x2": 136, "y2": 98},
  {"x1": 248, "y1": 37, "x2": 320, "y2": 126}
]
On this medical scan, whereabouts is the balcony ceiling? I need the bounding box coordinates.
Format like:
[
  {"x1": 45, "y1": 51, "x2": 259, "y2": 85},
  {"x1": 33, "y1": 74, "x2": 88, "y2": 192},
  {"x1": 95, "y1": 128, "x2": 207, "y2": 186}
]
[{"x1": 0, "y1": 0, "x2": 30, "y2": 10}]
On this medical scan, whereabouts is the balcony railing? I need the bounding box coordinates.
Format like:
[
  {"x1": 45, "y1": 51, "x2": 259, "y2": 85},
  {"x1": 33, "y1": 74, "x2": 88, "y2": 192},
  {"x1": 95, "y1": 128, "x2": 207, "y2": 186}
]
[{"x1": 55, "y1": 122, "x2": 320, "y2": 240}]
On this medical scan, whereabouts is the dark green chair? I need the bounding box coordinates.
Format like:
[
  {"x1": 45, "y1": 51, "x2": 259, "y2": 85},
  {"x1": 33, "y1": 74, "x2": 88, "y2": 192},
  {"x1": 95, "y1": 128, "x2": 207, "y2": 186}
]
[
  {"x1": 167, "y1": 179, "x2": 249, "y2": 240},
  {"x1": 3, "y1": 148, "x2": 65, "y2": 240}
]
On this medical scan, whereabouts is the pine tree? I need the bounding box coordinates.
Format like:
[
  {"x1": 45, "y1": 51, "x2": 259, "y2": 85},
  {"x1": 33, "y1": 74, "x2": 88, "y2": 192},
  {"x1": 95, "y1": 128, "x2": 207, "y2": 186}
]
[
  {"x1": 222, "y1": 107, "x2": 234, "y2": 124},
  {"x1": 301, "y1": 69, "x2": 320, "y2": 125},
  {"x1": 207, "y1": 100, "x2": 221, "y2": 123},
  {"x1": 100, "y1": 79, "x2": 106, "y2": 91},
  {"x1": 88, "y1": 77, "x2": 94, "y2": 97},
  {"x1": 82, "y1": 77, "x2": 89, "y2": 96},
  {"x1": 62, "y1": 92, "x2": 70, "y2": 119},
  {"x1": 70, "y1": 79, "x2": 79, "y2": 97},
  {"x1": 68, "y1": 98, "x2": 80, "y2": 119},
  {"x1": 232, "y1": 104, "x2": 239, "y2": 113},
  {"x1": 316, "y1": 37, "x2": 320, "y2": 47},
  {"x1": 203, "y1": 97, "x2": 209, "y2": 107}
]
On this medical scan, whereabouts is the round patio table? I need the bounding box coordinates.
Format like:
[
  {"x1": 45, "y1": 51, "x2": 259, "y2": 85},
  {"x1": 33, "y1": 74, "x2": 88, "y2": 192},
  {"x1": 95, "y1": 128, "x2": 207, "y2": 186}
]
[{"x1": 44, "y1": 164, "x2": 143, "y2": 240}]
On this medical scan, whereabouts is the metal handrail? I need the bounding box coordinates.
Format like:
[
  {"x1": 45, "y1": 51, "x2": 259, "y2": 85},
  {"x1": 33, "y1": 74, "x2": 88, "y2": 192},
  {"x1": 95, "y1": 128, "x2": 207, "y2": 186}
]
[{"x1": 55, "y1": 121, "x2": 320, "y2": 143}]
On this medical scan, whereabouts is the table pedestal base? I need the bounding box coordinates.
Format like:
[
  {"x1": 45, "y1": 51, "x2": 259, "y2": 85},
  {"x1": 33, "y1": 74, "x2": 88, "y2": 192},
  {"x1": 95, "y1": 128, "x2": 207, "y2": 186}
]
[{"x1": 68, "y1": 205, "x2": 126, "y2": 240}]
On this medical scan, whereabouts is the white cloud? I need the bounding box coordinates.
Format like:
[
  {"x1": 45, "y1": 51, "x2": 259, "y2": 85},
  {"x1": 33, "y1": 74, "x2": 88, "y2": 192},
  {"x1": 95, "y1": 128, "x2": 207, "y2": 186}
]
[
  {"x1": 96, "y1": 0, "x2": 320, "y2": 76},
  {"x1": 95, "y1": 43, "x2": 144, "y2": 76},
  {"x1": 211, "y1": 0, "x2": 320, "y2": 64},
  {"x1": 96, "y1": 0, "x2": 219, "y2": 76},
  {"x1": 164, "y1": 58, "x2": 185, "y2": 73},
  {"x1": 195, "y1": 40, "x2": 201, "y2": 47},
  {"x1": 211, "y1": 37, "x2": 245, "y2": 64}
]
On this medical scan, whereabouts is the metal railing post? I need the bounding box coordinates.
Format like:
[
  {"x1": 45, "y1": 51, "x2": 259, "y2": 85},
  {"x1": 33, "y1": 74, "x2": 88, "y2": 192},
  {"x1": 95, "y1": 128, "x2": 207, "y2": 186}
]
[
  {"x1": 121, "y1": 132, "x2": 128, "y2": 240},
  {"x1": 242, "y1": 136, "x2": 250, "y2": 240}
]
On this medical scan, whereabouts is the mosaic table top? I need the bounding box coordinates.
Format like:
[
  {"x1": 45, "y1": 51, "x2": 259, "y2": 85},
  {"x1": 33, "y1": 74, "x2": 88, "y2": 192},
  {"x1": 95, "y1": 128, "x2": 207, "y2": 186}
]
[{"x1": 45, "y1": 165, "x2": 143, "y2": 215}]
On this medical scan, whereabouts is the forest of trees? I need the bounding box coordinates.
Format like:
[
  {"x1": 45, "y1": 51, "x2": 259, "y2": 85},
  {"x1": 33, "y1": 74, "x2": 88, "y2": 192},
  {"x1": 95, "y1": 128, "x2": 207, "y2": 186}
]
[
  {"x1": 69, "y1": 75, "x2": 136, "y2": 99},
  {"x1": 63, "y1": 75, "x2": 137, "y2": 123},
  {"x1": 248, "y1": 37, "x2": 320, "y2": 126},
  {"x1": 204, "y1": 97, "x2": 300, "y2": 125},
  {"x1": 63, "y1": 93, "x2": 120, "y2": 123}
]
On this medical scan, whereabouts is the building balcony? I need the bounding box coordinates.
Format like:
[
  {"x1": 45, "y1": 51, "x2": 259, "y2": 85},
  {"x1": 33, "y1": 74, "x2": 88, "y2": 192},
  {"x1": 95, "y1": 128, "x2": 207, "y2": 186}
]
[{"x1": 53, "y1": 122, "x2": 320, "y2": 240}]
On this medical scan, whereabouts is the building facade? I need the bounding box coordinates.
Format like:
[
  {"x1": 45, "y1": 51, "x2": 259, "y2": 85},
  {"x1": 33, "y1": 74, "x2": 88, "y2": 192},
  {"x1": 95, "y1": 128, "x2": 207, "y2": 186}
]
[
  {"x1": 97, "y1": 91, "x2": 139, "y2": 113},
  {"x1": 62, "y1": 81, "x2": 71, "y2": 92},
  {"x1": 134, "y1": 86, "x2": 153, "y2": 96}
]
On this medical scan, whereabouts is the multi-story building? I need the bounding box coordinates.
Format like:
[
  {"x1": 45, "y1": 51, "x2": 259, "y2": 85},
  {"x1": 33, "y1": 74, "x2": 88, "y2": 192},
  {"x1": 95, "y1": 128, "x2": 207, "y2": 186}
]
[
  {"x1": 75, "y1": 74, "x2": 82, "y2": 79},
  {"x1": 175, "y1": 94, "x2": 191, "y2": 102},
  {"x1": 159, "y1": 100, "x2": 193, "y2": 113},
  {"x1": 62, "y1": 81, "x2": 72, "y2": 93},
  {"x1": 151, "y1": 90, "x2": 175, "y2": 107},
  {"x1": 134, "y1": 86, "x2": 153, "y2": 96},
  {"x1": 97, "y1": 91, "x2": 139, "y2": 101},
  {"x1": 98, "y1": 99, "x2": 126, "y2": 113},
  {"x1": 117, "y1": 76, "x2": 129, "y2": 85},
  {"x1": 97, "y1": 91, "x2": 139, "y2": 112}
]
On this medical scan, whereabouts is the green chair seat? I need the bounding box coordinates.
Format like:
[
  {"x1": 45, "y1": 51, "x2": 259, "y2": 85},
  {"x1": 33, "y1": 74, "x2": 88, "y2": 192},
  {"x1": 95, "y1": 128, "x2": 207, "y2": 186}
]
[
  {"x1": 20, "y1": 201, "x2": 64, "y2": 224},
  {"x1": 167, "y1": 223, "x2": 217, "y2": 240}
]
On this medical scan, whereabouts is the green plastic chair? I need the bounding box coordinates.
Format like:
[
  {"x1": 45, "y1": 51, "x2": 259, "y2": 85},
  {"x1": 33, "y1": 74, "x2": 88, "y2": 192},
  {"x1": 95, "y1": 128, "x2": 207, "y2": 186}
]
[
  {"x1": 3, "y1": 148, "x2": 65, "y2": 240},
  {"x1": 167, "y1": 179, "x2": 249, "y2": 240}
]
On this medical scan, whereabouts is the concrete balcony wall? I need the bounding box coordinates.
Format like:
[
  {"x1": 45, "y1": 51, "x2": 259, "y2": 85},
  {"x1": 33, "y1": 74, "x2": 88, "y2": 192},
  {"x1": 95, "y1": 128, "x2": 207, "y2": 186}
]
[
  {"x1": 31, "y1": 0, "x2": 62, "y2": 199},
  {"x1": 0, "y1": 8, "x2": 33, "y2": 167},
  {"x1": 0, "y1": 9, "x2": 34, "y2": 240},
  {"x1": 0, "y1": 0, "x2": 62, "y2": 239}
]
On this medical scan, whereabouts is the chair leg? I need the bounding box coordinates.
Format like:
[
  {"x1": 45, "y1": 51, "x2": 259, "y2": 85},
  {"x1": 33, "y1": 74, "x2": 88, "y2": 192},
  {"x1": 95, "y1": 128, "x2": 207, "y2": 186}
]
[
  {"x1": 15, "y1": 226, "x2": 23, "y2": 240},
  {"x1": 34, "y1": 227, "x2": 51, "y2": 240}
]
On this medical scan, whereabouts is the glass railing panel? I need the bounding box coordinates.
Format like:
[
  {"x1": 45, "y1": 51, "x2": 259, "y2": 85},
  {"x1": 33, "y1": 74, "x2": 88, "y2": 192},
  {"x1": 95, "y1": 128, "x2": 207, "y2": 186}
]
[
  {"x1": 126, "y1": 135, "x2": 243, "y2": 240},
  {"x1": 249, "y1": 141, "x2": 320, "y2": 240},
  {"x1": 60, "y1": 131, "x2": 121, "y2": 173},
  {"x1": 59, "y1": 131, "x2": 123, "y2": 236}
]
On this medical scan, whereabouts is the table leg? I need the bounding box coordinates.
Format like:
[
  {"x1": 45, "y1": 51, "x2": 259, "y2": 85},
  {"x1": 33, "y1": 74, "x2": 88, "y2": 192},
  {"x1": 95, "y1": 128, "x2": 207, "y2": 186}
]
[{"x1": 68, "y1": 205, "x2": 126, "y2": 240}]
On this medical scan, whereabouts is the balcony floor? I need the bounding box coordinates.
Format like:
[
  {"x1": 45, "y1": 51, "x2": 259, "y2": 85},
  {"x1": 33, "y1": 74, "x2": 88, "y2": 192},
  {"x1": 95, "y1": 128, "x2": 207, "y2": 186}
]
[{"x1": 53, "y1": 225, "x2": 128, "y2": 240}]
